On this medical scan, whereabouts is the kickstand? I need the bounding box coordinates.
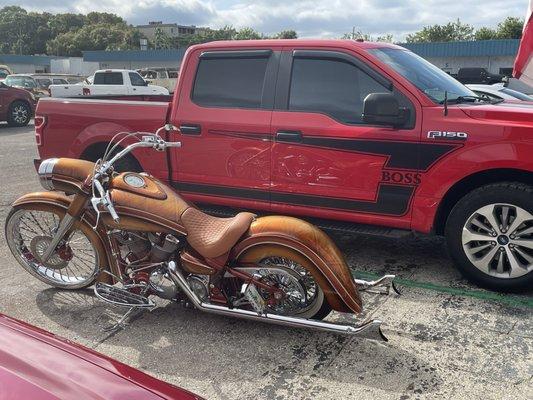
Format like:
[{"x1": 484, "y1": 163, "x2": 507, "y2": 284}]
[{"x1": 103, "y1": 306, "x2": 144, "y2": 333}]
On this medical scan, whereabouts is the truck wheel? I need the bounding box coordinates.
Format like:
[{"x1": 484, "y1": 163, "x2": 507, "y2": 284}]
[
  {"x1": 445, "y1": 182, "x2": 533, "y2": 292},
  {"x1": 7, "y1": 101, "x2": 31, "y2": 127}
]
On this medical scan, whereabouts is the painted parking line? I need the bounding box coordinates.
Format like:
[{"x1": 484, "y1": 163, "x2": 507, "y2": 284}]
[{"x1": 355, "y1": 271, "x2": 533, "y2": 309}]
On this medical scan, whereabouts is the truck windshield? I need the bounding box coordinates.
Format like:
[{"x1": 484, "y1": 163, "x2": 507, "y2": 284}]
[{"x1": 368, "y1": 48, "x2": 478, "y2": 104}]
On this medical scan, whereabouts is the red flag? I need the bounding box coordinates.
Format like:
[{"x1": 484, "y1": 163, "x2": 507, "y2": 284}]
[{"x1": 514, "y1": 1, "x2": 533, "y2": 85}]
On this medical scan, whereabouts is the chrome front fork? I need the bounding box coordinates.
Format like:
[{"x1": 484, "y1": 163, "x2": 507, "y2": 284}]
[{"x1": 41, "y1": 213, "x2": 75, "y2": 262}]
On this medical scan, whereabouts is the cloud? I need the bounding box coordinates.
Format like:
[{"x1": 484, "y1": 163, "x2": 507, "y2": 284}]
[{"x1": 1, "y1": 0, "x2": 527, "y2": 40}]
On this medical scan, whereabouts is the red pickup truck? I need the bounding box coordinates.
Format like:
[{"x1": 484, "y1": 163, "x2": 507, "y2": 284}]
[{"x1": 34, "y1": 39, "x2": 533, "y2": 292}]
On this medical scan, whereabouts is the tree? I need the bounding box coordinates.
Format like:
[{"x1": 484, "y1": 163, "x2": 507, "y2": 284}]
[
  {"x1": 496, "y1": 16, "x2": 524, "y2": 39},
  {"x1": 273, "y1": 30, "x2": 297, "y2": 39},
  {"x1": 233, "y1": 27, "x2": 262, "y2": 40},
  {"x1": 341, "y1": 30, "x2": 393, "y2": 43},
  {"x1": 475, "y1": 27, "x2": 497, "y2": 41},
  {"x1": 406, "y1": 19, "x2": 474, "y2": 42},
  {"x1": 153, "y1": 28, "x2": 173, "y2": 49}
]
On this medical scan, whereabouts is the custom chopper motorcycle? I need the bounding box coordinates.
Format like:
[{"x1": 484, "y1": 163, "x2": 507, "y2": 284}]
[{"x1": 5, "y1": 129, "x2": 398, "y2": 341}]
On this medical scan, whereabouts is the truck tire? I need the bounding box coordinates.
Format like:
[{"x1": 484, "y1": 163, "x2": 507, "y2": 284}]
[
  {"x1": 7, "y1": 101, "x2": 31, "y2": 127},
  {"x1": 445, "y1": 182, "x2": 533, "y2": 292}
]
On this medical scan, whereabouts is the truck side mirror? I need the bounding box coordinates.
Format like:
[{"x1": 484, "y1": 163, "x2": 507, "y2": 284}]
[{"x1": 362, "y1": 93, "x2": 409, "y2": 128}]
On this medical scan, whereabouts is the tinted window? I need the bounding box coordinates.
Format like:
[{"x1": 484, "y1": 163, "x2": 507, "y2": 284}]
[
  {"x1": 52, "y1": 78, "x2": 68, "y2": 84},
  {"x1": 192, "y1": 56, "x2": 269, "y2": 108},
  {"x1": 129, "y1": 72, "x2": 146, "y2": 86},
  {"x1": 94, "y1": 72, "x2": 123, "y2": 85},
  {"x1": 6, "y1": 76, "x2": 36, "y2": 88},
  {"x1": 289, "y1": 58, "x2": 390, "y2": 124}
]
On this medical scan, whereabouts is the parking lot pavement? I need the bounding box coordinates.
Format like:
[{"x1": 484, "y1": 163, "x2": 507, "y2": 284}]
[{"x1": 0, "y1": 123, "x2": 531, "y2": 400}]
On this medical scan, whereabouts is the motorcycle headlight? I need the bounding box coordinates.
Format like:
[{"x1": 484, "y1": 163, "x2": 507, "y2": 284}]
[{"x1": 38, "y1": 158, "x2": 59, "y2": 190}]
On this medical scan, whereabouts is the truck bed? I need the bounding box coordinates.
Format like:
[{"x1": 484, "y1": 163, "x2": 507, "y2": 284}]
[{"x1": 36, "y1": 97, "x2": 171, "y2": 180}]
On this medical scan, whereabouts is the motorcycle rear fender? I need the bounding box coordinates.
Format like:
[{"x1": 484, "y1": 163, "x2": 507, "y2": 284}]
[
  {"x1": 11, "y1": 191, "x2": 117, "y2": 282},
  {"x1": 231, "y1": 216, "x2": 362, "y2": 314}
]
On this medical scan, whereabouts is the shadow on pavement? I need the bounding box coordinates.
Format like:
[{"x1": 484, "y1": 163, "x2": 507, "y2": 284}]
[{"x1": 36, "y1": 287, "x2": 444, "y2": 395}]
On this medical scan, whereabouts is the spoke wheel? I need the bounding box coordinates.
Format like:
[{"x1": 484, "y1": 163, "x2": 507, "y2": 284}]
[
  {"x1": 462, "y1": 203, "x2": 533, "y2": 279},
  {"x1": 6, "y1": 208, "x2": 100, "y2": 289}
]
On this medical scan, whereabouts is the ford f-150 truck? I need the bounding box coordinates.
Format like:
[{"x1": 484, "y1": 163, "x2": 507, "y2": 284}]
[{"x1": 34, "y1": 39, "x2": 533, "y2": 292}]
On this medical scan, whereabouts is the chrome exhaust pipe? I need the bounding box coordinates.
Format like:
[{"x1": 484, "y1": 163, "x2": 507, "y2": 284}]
[{"x1": 167, "y1": 261, "x2": 388, "y2": 342}]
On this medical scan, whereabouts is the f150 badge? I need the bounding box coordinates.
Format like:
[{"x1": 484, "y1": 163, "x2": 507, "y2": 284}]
[{"x1": 427, "y1": 131, "x2": 468, "y2": 140}]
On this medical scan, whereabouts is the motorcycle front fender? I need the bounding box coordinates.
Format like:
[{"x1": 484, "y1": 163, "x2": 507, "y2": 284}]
[
  {"x1": 11, "y1": 191, "x2": 117, "y2": 281},
  {"x1": 230, "y1": 215, "x2": 362, "y2": 314}
]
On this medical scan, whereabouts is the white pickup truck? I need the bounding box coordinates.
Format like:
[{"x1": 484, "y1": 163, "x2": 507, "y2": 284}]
[{"x1": 49, "y1": 69, "x2": 169, "y2": 98}]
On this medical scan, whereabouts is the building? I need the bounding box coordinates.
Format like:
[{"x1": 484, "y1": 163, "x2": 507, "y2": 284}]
[
  {"x1": 0, "y1": 54, "x2": 61, "y2": 73},
  {"x1": 82, "y1": 49, "x2": 186, "y2": 70},
  {"x1": 51, "y1": 57, "x2": 99, "y2": 76},
  {"x1": 402, "y1": 39, "x2": 520, "y2": 76},
  {"x1": 136, "y1": 21, "x2": 205, "y2": 40}
]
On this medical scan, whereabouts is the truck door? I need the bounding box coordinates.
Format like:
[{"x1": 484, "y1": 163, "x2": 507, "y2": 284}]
[
  {"x1": 128, "y1": 71, "x2": 149, "y2": 94},
  {"x1": 169, "y1": 48, "x2": 280, "y2": 211},
  {"x1": 270, "y1": 49, "x2": 421, "y2": 229}
]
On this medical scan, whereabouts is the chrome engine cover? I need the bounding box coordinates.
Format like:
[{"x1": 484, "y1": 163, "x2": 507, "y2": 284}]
[
  {"x1": 186, "y1": 275, "x2": 209, "y2": 302},
  {"x1": 149, "y1": 268, "x2": 179, "y2": 300}
]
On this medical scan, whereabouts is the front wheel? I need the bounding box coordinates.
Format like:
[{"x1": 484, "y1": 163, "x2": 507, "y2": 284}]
[
  {"x1": 7, "y1": 101, "x2": 31, "y2": 127},
  {"x1": 5, "y1": 206, "x2": 104, "y2": 289},
  {"x1": 445, "y1": 183, "x2": 533, "y2": 292}
]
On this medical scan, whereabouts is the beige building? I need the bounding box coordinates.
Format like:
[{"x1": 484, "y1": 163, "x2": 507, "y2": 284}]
[{"x1": 136, "y1": 21, "x2": 205, "y2": 40}]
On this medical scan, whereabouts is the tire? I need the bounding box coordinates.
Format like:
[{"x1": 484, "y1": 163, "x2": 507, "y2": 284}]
[
  {"x1": 5, "y1": 205, "x2": 105, "y2": 289},
  {"x1": 445, "y1": 182, "x2": 533, "y2": 292},
  {"x1": 7, "y1": 101, "x2": 31, "y2": 127},
  {"x1": 236, "y1": 249, "x2": 332, "y2": 320}
]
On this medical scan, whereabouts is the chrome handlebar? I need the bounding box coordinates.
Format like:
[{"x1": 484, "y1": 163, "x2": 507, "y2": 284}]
[{"x1": 90, "y1": 134, "x2": 181, "y2": 227}]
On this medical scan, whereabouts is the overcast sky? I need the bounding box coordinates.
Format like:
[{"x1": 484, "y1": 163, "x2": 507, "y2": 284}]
[{"x1": 4, "y1": 0, "x2": 529, "y2": 40}]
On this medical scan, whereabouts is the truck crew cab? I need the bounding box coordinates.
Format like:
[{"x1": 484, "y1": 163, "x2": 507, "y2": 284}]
[{"x1": 34, "y1": 40, "x2": 533, "y2": 292}]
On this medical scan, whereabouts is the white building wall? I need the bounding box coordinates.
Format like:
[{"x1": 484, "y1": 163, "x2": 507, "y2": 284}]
[
  {"x1": 51, "y1": 58, "x2": 99, "y2": 76},
  {"x1": 98, "y1": 60, "x2": 181, "y2": 70},
  {"x1": 425, "y1": 55, "x2": 515, "y2": 75}
]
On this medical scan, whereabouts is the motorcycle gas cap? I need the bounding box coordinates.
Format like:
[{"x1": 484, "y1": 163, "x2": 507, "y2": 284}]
[{"x1": 124, "y1": 173, "x2": 146, "y2": 188}]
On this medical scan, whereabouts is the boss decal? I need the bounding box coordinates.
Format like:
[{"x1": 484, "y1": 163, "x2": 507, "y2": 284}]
[
  {"x1": 381, "y1": 171, "x2": 421, "y2": 185},
  {"x1": 427, "y1": 131, "x2": 468, "y2": 140}
]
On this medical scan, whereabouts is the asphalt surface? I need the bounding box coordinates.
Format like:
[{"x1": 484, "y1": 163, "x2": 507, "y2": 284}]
[{"x1": 0, "y1": 122, "x2": 531, "y2": 400}]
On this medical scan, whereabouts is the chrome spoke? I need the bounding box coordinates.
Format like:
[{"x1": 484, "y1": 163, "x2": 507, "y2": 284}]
[
  {"x1": 507, "y1": 208, "x2": 530, "y2": 236},
  {"x1": 462, "y1": 228, "x2": 494, "y2": 245},
  {"x1": 475, "y1": 205, "x2": 500, "y2": 233},
  {"x1": 511, "y1": 239, "x2": 533, "y2": 250},
  {"x1": 505, "y1": 247, "x2": 524, "y2": 278},
  {"x1": 471, "y1": 246, "x2": 499, "y2": 273}
]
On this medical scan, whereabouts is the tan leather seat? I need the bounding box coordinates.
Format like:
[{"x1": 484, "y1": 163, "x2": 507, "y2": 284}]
[{"x1": 180, "y1": 207, "x2": 256, "y2": 259}]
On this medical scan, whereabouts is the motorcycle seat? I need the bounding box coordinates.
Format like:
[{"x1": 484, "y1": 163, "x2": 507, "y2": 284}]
[{"x1": 180, "y1": 207, "x2": 256, "y2": 259}]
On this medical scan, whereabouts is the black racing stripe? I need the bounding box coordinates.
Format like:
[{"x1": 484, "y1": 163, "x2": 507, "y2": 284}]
[
  {"x1": 299, "y1": 137, "x2": 458, "y2": 171},
  {"x1": 176, "y1": 182, "x2": 270, "y2": 201},
  {"x1": 175, "y1": 182, "x2": 414, "y2": 216},
  {"x1": 207, "y1": 132, "x2": 459, "y2": 171},
  {"x1": 209, "y1": 130, "x2": 272, "y2": 141}
]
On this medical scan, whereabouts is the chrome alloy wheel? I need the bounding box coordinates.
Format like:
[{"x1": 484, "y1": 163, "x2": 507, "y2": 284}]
[
  {"x1": 462, "y1": 203, "x2": 533, "y2": 278},
  {"x1": 6, "y1": 209, "x2": 100, "y2": 288},
  {"x1": 12, "y1": 104, "x2": 29, "y2": 125}
]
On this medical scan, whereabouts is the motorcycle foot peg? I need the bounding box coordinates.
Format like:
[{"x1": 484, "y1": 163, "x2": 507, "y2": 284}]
[
  {"x1": 354, "y1": 274, "x2": 401, "y2": 296},
  {"x1": 94, "y1": 282, "x2": 155, "y2": 308}
]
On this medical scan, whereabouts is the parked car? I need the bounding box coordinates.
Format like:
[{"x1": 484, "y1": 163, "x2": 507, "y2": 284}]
[
  {"x1": 0, "y1": 64, "x2": 13, "y2": 81},
  {"x1": 35, "y1": 39, "x2": 533, "y2": 291},
  {"x1": 467, "y1": 84, "x2": 533, "y2": 101},
  {"x1": 49, "y1": 69, "x2": 169, "y2": 98},
  {"x1": 0, "y1": 81, "x2": 36, "y2": 126},
  {"x1": 4, "y1": 74, "x2": 49, "y2": 99},
  {"x1": 0, "y1": 313, "x2": 202, "y2": 399},
  {"x1": 456, "y1": 67, "x2": 504, "y2": 84},
  {"x1": 138, "y1": 68, "x2": 179, "y2": 93}
]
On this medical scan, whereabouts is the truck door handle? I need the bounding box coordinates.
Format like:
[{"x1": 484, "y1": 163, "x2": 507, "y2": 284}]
[
  {"x1": 179, "y1": 124, "x2": 202, "y2": 135},
  {"x1": 276, "y1": 130, "x2": 302, "y2": 143}
]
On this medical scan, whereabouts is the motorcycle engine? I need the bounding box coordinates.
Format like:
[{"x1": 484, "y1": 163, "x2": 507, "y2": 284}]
[{"x1": 186, "y1": 275, "x2": 209, "y2": 302}]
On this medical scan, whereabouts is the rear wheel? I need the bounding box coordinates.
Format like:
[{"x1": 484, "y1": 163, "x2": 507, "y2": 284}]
[
  {"x1": 5, "y1": 206, "x2": 103, "y2": 289},
  {"x1": 445, "y1": 183, "x2": 533, "y2": 292},
  {"x1": 7, "y1": 101, "x2": 31, "y2": 127},
  {"x1": 236, "y1": 251, "x2": 332, "y2": 320}
]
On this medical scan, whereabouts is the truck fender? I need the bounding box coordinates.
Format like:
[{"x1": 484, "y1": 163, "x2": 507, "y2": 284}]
[{"x1": 230, "y1": 216, "x2": 362, "y2": 314}]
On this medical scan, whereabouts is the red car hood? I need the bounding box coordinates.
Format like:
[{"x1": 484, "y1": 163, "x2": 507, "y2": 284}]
[
  {"x1": 0, "y1": 314, "x2": 201, "y2": 400},
  {"x1": 458, "y1": 101, "x2": 533, "y2": 124}
]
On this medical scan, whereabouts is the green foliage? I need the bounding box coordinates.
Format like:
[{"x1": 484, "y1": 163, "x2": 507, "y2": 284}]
[
  {"x1": 0, "y1": 6, "x2": 142, "y2": 56},
  {"x1": 273, "y1": 30, "x2": 298, "y2": 39},
  {"x1": 153, "y1": 28, "x2": 174, "y2": 49},
  {"x1": 496, "y1": 17, "x2": 524, "y2": 39},
  {"x1": 475, "y1": 27, "x2": 497, "y2": 41},
  {"x1": 406, "y1": 19, "x2": 474, "y2": 43},
  {"x1": 341, "y1": 30, "x2": 392, "y2": 43}
]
